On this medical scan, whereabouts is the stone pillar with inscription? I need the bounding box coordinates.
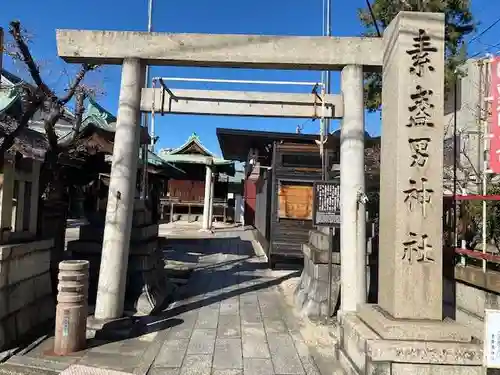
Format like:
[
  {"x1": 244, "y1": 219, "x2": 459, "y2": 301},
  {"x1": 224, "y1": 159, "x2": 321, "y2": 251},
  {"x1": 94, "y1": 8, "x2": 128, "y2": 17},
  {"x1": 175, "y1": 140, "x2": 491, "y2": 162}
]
[
  {"x1": 377, "y1": 17, "x2": 445, "y2": 322},
  {"x1": 337, "y1": 12, "x2": 482, "y2": 375}
]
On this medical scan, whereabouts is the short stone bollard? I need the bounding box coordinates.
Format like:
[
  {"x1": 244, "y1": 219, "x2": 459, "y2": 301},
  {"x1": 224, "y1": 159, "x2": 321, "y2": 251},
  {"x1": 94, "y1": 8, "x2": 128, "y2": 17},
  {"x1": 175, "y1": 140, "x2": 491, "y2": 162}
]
[{"x1": 54, "y1": 260, "x2": 89, "y2": 355}]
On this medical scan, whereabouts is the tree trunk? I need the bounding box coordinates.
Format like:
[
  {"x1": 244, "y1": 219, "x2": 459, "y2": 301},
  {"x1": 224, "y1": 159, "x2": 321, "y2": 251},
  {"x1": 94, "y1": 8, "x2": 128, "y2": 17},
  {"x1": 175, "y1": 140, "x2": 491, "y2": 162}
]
[{"x1": 38, "y1": 159, "x2": 69, "y2": 298}]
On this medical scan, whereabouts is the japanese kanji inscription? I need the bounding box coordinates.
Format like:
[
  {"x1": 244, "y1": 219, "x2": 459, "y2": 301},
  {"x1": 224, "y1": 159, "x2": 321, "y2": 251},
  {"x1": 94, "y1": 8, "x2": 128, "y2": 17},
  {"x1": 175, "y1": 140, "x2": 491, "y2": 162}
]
[
  {"x1": 403, "y1": 177, "x2": 434, "y2": 217},
  {"x1": 407, "y1": 85, "x2": 435, "y2": 128},
  {"x1": 409, "y1": 137, "x2": 430, "y2": 167},
  {"x1": 406, "y1": 28, "x2": 437, "y2": 77},
  {"x1": 402, "y1": 232, "x2": 435, "y2": 264},
  {"x1": 402, "y1": 26, "x2": 438, "y2": 265}
]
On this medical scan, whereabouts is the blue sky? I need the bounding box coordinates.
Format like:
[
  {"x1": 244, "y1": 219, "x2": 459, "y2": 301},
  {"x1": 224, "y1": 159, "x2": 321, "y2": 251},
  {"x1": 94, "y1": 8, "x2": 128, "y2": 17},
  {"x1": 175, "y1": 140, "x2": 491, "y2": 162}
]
[{"x1": 1, "y1": 0, "x2": 499, "y2": 157}]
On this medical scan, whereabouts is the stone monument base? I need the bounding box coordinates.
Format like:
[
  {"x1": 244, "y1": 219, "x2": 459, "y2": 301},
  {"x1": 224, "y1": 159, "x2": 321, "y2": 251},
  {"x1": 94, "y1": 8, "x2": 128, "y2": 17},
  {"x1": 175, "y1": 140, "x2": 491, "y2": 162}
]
[
  {"x1": 338, "y1": 304, "x2": 482, "y2": 375},
  {"x1": 67, "y1": 200, "x2": 176, "y2": 316},
  {"x1": 293, "y1": 241, "x2": 340, "y2": 319}
]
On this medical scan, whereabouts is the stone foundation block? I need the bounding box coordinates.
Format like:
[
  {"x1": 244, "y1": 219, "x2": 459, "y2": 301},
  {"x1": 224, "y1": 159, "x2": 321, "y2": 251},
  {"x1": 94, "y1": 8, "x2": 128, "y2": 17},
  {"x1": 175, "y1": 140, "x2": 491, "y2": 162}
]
[
  {"x1": 357, "y1": 304, "x2": 473, "y2": 342},
  {"x1": 0, "y1": 293, "x2": 55, "y2": 350},
  {"x1": 308, "y1": 230, "x2": 331, "y2": 251},
  {"x1": 293, "y1": 243, "x2": 340, "y2": 319},
  {"x1": 0, "y1": 239, "x2": 53, "y2": 287},
  {"x1": 0, "y1": 239, "x2": 55, "y2": 350},
  {"x1": 69, "y1": 209, "x2": 175, "y2": 316},
  {"x1": 338, "y1": 308, "x2": 483, "y2": 375}
]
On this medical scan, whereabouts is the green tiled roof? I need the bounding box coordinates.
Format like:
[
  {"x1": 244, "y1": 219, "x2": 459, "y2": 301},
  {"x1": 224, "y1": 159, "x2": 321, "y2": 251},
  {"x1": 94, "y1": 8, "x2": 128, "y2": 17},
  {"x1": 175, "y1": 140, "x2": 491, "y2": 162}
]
[
  {"x1": 0, "y1": 85, "x2": 21, "y2": 115},
  {"x1": 159, "y1": 132, "x2": 235, "y2": 172},
  {"x1": 81, "y1": 97, "x2": 117, "y2": 131}
]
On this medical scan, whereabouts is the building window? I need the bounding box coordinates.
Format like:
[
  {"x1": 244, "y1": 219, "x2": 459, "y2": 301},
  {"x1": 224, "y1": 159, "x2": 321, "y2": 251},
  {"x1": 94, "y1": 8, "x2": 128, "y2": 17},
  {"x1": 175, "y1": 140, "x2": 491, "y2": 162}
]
[{"x1": 282, "y1": 154, "x2": 325, "y2": 168}]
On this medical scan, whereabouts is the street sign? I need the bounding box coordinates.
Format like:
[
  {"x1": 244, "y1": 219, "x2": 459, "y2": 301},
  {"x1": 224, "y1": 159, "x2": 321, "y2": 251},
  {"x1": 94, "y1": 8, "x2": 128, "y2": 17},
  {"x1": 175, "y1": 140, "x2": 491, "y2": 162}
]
[
  {"x1": 312, "y1": 181, "x2": 340, "y2": 226},
  {"x1": 485, "y1": 309, "x2": 500, "y2": 368}
]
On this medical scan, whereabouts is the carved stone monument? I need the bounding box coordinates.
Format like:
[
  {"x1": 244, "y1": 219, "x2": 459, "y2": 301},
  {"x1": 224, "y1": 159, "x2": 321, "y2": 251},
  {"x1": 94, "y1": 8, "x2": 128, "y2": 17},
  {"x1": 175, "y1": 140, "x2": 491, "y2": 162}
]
[{"x1": 337, "y1": 12, "x2": 483, "y2": 375}]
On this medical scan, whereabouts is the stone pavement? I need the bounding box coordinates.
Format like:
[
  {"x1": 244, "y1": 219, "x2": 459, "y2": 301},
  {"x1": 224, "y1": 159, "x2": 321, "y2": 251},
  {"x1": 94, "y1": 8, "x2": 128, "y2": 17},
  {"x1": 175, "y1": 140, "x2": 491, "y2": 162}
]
[{"x1": 2, "y1": 228, "x2": 340, "y2": 375}]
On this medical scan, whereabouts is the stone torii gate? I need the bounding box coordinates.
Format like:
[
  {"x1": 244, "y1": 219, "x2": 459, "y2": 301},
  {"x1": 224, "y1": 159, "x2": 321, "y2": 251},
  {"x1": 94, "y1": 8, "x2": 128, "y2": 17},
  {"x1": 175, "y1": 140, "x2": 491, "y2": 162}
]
[
  {"x1": 141, "y1": 85, "x2": 344, "y2": 232},
  {"x1": 56, "y1": 12, "x2": 483, "y2": 374},
  {"x1": 57, "y1": 26, "x2": 377, "y2": 322}
]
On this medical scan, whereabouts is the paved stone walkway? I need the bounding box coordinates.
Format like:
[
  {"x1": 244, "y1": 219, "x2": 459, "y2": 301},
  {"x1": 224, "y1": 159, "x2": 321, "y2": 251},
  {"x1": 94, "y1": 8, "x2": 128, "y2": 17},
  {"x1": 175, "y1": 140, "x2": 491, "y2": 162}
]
[
  {"x1": 5, "y1": 228, "x2": 335, "y2": 375},
  {"x1": 149, "y1": 231, "x2": 322, "y2": 375}
]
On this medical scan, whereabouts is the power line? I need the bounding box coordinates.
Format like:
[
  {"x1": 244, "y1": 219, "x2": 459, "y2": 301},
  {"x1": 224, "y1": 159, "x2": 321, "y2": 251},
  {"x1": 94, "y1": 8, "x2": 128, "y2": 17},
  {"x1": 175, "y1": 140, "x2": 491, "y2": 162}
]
[
  {"x1": 469, "y1": 15, "x2": 500, "y2": 44},
  {"x1": 470, "y1": 41, "x2": 500, "y2": 58},
  {"x1": 365, "y1": 0, "x2": 381, "y2": 37}
]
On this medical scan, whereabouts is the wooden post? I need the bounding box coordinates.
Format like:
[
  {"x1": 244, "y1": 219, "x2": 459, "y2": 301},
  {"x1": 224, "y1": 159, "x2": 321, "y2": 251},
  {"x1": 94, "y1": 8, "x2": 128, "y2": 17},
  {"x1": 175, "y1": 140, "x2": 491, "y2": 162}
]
[
  {"x1": 15, "y1": 181, "x2": 25, "y2": 231},
  {"x1": 29, "y1": 161, "x2": 41, "y2": 235},
  {"x1": 0, "y1": 161, "x2": 15, "y2": 243}
]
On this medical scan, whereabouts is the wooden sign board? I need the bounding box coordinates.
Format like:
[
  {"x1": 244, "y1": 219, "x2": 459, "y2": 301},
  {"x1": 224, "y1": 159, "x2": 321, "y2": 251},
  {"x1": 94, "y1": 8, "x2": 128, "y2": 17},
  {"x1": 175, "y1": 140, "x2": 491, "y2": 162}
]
[
  {"x1": 312, "y1": 181, "x2": 340, "y2": 227},
  {"x1": 278, "y1": 184, "x2": 313, "y2": 220}
]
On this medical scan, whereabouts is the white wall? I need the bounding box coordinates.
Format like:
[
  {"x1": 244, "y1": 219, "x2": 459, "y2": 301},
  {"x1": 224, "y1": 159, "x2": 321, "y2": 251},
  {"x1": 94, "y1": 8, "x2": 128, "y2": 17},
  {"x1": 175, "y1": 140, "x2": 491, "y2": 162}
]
[{"x1": 443, "y1": 58, "x2": 491, "y2": 193}]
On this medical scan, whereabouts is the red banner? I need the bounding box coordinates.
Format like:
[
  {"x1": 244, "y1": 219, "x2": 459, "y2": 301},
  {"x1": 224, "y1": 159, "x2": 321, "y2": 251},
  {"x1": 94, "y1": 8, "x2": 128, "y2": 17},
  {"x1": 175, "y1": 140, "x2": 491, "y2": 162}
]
[{"x1": 489, "y1": 56, "x2": 500, "y2": 173}]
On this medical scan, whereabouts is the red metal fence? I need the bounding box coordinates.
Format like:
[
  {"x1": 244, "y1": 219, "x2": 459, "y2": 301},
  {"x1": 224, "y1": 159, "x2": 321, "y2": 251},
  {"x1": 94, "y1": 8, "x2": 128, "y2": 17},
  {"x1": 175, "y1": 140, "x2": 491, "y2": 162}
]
[{"x1": 444, "y1": 194, "x2": 500, "y2": 267}]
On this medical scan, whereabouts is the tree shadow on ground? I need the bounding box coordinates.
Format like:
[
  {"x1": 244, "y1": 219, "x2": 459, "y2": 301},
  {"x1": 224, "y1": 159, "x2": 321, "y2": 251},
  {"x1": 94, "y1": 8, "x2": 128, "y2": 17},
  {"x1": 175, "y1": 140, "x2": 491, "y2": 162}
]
[{"x1": 157, "y1": 269, "x2": 301, "y2": 321}]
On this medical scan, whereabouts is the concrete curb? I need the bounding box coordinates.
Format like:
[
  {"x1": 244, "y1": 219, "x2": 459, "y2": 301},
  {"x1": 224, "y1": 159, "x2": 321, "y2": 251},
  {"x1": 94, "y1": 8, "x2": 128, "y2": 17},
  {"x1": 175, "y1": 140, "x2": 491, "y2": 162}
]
[{"x1": 246, "y1": 229, "x2": 268, "y2": 261}]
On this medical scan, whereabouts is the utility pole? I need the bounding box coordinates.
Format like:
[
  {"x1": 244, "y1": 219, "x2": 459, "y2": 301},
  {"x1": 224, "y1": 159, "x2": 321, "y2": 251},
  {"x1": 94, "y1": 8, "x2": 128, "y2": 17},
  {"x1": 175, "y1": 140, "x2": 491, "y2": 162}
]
[
  {"x1": 0, "y1": 28, "x2": 3, "y2": 87},
  {"x1": 147, "y1": 0, "x2": 154, "y2": 151},
  {"x1": 479, "y1": 58, "x2": 489, "y2": 273},
  {"x1": 320, "y1": 0, "x2": 332, "y2": 180},
  {"x1": 140, "y1": 0, "x2": 154, "y2": 199}
]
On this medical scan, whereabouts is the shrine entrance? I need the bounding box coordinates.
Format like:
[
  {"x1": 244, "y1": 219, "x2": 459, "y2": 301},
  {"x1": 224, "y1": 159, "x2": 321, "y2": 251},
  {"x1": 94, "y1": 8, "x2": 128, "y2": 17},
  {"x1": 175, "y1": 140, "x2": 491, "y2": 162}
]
[{"x1": 53, "y1": 13, "x2": 484, "y2": 375}]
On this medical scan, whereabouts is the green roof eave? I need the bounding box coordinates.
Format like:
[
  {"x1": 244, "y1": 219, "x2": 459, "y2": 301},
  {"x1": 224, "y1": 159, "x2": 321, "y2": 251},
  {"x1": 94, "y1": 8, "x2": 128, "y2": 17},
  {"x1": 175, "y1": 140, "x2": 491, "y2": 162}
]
[
  {"x1": 81, "y1": 97, "x2": 117, "y2": 132},
  {"x1": 160, "y1": 154, "x2": 235, "y2": 176},
  {"x1": 160, "y1": 154, "x2": 233, "y2": 166},
  {"x1": 139, "y1": 150, "x2": 186, "y2": 173},
  {"x1": 0, "y1": 85, "x2": 21, "y2": 115}
]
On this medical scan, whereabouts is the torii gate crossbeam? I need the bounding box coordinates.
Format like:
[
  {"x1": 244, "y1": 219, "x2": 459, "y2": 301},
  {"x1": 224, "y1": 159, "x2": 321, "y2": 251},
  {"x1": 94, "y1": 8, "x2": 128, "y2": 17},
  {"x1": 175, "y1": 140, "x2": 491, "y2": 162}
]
[
  {"x1": 56, "y1": 30, "x2": 383, "y2": 71},
  {"x1": 56, "y1": 29, "x2": 377, "y2": 322},
  {"x1": 140, "y1": 88, "x2": 343, "y2": 118}
]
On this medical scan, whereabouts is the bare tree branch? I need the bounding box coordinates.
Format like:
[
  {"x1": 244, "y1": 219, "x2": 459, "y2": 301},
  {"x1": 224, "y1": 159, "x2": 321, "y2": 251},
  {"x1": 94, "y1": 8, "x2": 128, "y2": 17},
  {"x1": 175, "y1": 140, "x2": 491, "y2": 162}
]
[
  {"x1": 59, "y1": 63, "x2": 96, "y2": 105},
  {"x1": 73, "y1": 90, "x2": 86, "y2": 135},
  {"x1": 8, "y1": 21, "x2": 53, "y2": 98},
  {"x1": 60, "y1": 90, "x2": 87, "y2": 148},
  {"x1": 43, "y1": 100, "x2": 63, "y2": 151},
  {"x1": 4, "y1": 20, "x2": 99, "y2": 161}
]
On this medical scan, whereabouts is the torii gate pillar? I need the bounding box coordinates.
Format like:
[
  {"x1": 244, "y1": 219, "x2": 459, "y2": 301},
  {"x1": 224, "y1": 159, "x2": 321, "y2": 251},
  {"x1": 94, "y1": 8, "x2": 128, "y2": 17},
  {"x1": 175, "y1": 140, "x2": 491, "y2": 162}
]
[
  {"x1": 202, "y1": 164, "x2": 214, "y2": 230},
  {"x1": 340, "y1": 65, "x2": 366, "y2": 313},
  {"x1": 94, "y1": 58, "x2": 145, "y2": 320}
]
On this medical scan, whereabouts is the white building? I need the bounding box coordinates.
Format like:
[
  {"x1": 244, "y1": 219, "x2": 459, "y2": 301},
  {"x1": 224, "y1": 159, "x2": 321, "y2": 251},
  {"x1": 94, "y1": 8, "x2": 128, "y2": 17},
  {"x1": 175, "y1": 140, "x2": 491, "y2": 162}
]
[{"x1": 443, "y1": 57, "x2": 493, "y2": 194}]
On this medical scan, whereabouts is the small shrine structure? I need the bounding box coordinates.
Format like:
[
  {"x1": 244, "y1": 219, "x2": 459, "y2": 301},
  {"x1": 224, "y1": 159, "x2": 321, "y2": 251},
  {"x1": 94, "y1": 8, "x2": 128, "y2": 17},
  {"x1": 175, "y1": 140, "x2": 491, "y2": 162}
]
[{"x1": 159, "y1": 132, "x2": 234, "y2": 228}]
